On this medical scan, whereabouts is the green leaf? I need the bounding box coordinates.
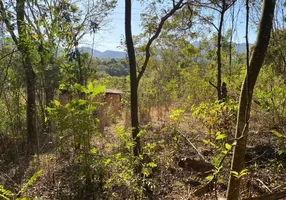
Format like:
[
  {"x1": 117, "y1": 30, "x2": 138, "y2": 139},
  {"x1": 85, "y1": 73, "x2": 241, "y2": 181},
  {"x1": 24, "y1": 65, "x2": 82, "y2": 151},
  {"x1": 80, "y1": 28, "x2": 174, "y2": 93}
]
[
  {"x1": 225, "y1": 143, "x2": 232, "y2": 150},
  {"x1": 104, "y1": 158, "x2": 111, "y2": 165},
  {"x1": 53, "y1": 100, "x2": 61, "y2": 107},
  {"x1": 231, "y1": 170, "x2": 239, "y2": 176},
  {"x1": 142, "y1": 168, "x2": 151, "y2": 177},
  {"x1": 231, "y1": 169, "x2": 248, "y2": 178},
  {"x1": 206, "y1": 175, "x2": 214, "y2": 181},
  {"x1": 0, "y1": 185, "x2": 12, "y2": 199},
  {"x1": 77, "y1": 99, "x2": 87, "y2": 106},
  {"x1": 147, "y1": 162, "x2": 157, "y2": 168},
  {"x1": 87, "y1": 82, "x2": 93, "y2": 91},
  {"x1": 222, "y1": 150, "x2": 228, "y2": 154},
  {"x1": 74, "y1": 83, "x2": 88, "y2": 93},
  {"x1": 90, "y1": 85, "x2": 105, "y2": 98},
  {"x1": 202, "y1": 139, "x2": 216, "y2": 147},
  {"x1": 202, "y1": 139, "x2": 209, "y2": 145},
  {"x1": 216, "y1": 133, "x2": 227, "y2": 140},
  {"x1": 271, "y1": 130, "x2": 283, "y2": 137},
  {"x1": 90, "y1": 148, "x2": 97, "y2": 155},
  {"x1": 240, "y1": 169, "x2": 248, "y2": 176}
]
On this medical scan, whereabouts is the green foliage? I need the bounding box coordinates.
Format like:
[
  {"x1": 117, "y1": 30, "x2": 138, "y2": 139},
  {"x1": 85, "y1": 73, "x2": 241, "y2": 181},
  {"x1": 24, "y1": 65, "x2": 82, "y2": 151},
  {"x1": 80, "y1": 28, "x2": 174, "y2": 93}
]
[
  {"x1": 271, "y1": 130, "x2": 284, "y2": 138},
  {"x1": 17, "y1": 170, "x2": 43, "y2": 196},
  {"x1": 47, "y1": 82, "x2": 104, "y2": 151},
  {"x1": 255, "y1": 65, "x2": 286, "y2": 125},
  {"x1": 231, "y1": 169, "x2": 248, "y2": 179},
  {"x1": 104, "y1": 126, "x2": 158, "y2": 198},
  {"x1": 169, "y1": 109, "x2": 185, "y2": 122},
  {"x1": 191, "y1": 100, "x2": 238, "y2": 142},
  {"x1": 0, "y1": 185, "x2": 12, "y2": 200},
  {"x1": 97, "y1": 59, "x2": 129, "y2": 77},
  {"x1": 0, "y1": 170, "x2": 42, "y2": 200}
]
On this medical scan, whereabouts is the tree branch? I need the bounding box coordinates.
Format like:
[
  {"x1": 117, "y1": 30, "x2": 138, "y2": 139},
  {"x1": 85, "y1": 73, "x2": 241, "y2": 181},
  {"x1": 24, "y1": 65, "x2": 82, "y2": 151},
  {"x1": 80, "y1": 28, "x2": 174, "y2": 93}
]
[
  {"x1": 137, "y1": 0, "x2": 186, "y2": 83},
  {"x1": 209, "y1": 80, "x2": 218, "y2": 90},
  {"x1": 0, "y1": 0, "x2": 18, "y2": 45}
]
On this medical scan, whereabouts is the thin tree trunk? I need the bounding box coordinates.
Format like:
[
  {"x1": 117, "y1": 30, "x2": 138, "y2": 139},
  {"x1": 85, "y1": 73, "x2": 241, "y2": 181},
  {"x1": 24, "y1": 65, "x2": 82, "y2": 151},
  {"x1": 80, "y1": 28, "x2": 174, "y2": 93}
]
[
  {"x1": 16, "y1": 0, "x2": 38, "y2": 154},
  {"x1": 125, "y1": 0, "x2": 141, "y2": 159},
  {"x1": 44, "y1": 80, "x2": 54, "y2": 134},
  {"x1": 217, "y1": 6, "x2": 225, "y2": 101},
  {"x1": 226, "y1": 1, "x2": 276, "y2": 199}
]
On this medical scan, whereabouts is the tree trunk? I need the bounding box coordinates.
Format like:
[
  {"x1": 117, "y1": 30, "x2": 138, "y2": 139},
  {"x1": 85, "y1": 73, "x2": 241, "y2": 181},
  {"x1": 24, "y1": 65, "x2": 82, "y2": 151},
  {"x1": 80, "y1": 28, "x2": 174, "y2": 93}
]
[
  {"x1": 217, "y1": 7, "x2": 225, "y2": 101},
  {"x1": 125, "y1": 0, "x2": 141, "y2": 159},
  {"x1": 16, "y1": 0, "x2": 38, "y2": 154},
  {"x1": 44, "y1": 79, "x2": 54, "y2": 134},
  {"x1": 25, "y1": 59, "x2": 37, "y2": 154},
  {"x1": 226, "y1": 1, "x2": 276, "y2": 199}
]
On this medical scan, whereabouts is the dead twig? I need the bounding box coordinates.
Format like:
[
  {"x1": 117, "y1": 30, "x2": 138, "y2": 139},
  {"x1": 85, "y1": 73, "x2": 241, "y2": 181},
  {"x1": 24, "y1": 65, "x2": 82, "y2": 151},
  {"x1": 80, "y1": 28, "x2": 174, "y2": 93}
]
[
  {"x1": 178, "y1": 131, "x2": 207, "y2": 162},
  {"x1": 273, "y1": 183, "x2": 286, "y2": 192},
  {"x1": 257, "y1": 178, "x2": 272, "y2": 193}
]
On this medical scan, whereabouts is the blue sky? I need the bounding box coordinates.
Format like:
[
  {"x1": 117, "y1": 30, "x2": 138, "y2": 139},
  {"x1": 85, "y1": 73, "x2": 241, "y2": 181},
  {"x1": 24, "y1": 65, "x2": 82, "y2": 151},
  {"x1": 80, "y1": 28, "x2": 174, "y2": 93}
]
[
  {"x1": 80, "y1": 0, "x2": 257, "y2": 52},
  {"x1": 81, "y1": 0, "x2": 143, "y2": 51}
]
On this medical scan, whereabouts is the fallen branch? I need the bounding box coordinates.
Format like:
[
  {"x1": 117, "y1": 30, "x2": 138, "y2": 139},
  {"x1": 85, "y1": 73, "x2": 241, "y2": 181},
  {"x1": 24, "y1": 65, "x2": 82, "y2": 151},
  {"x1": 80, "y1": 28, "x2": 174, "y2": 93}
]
[
  {"x1": 256, "y1": 178, "x2": 272, "y2": 193},
  {"x1": 178, "y1": 131, "x2": 207, "y2": 162},
  {"x1": 242, "y1": 190, "x2": 286, "y2": 200},
  {"x1": 273, "y1": 183, "x2": 286, "y2": 192},
  {"x1": 193, "y1": 179, "x2": 215, "y2": 197}
]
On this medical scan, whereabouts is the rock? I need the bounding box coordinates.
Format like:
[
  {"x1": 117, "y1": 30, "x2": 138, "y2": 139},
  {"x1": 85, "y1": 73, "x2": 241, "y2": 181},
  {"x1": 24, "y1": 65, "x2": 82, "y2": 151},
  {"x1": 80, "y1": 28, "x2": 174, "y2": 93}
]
[{"x1": 178, "y1": 158, "x2": 215, "y2": 173}]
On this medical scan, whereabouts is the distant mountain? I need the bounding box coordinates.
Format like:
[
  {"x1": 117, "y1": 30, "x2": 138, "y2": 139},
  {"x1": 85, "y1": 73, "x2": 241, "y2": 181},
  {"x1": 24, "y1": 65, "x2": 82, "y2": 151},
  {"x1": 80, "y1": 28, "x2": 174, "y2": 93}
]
[
  {"x1": 77, "y1": 41, "x2": 248, "y2": 59},
  {"x1": 234, "y1": 43, "x2": 249, "y2": 54},
  {"x1": 78, "y1": 47, "x2": 126, "y2": 59},
  {"x1": 191, "y1": 41, "x2": 250, "y2": 54}
]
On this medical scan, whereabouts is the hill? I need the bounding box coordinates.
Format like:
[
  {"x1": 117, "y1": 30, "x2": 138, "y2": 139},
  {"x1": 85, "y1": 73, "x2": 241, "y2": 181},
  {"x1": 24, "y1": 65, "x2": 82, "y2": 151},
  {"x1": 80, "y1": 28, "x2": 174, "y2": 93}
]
[
  {"x1": 77, "y1": 42, "x2": 250, "y2": 60},
  {"x1": 79, "y1": 47, "x2": 127, "y2": 59}
]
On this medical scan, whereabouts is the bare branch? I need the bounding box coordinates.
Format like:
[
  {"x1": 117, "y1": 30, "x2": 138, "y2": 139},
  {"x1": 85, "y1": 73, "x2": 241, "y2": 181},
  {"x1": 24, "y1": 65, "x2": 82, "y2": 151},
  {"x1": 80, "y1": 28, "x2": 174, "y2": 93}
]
[
  {"x1": 209, "y1": 80, "x2": 218, "y2": 90},
  {"x1": 198, "y1": 15, "x2": 219, "y2": 31},
  {"x1": 137, "y1": 0, "x2": 186, "y2": 83}
]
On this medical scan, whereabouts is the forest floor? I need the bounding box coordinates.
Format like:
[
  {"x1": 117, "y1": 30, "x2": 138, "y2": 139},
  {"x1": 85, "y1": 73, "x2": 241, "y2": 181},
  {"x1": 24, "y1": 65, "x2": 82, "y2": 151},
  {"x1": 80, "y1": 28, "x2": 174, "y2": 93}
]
[{"x1": 1, "y1": 107, "x2": 286, "y2": 199}]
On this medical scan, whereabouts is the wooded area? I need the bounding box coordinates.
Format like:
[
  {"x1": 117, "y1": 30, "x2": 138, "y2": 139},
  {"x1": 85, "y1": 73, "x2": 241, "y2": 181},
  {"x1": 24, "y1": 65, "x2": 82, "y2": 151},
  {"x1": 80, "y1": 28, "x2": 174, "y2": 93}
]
[{"x1": 0, "y1": 0, "x2": 285, "y2": 199}]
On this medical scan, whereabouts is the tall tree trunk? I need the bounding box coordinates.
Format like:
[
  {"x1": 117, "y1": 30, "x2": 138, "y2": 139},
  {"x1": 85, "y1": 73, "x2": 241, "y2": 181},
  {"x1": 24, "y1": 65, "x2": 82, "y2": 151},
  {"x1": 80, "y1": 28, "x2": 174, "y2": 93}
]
[
  {"x1": 125, "y1": 0, "x2": 141, "y2": 159},
  {"x1": 217, "y1": 7, "x2": 225, "y2": 101},
  {"x1": 226, "y1": 1, "x2": 276, "y2": 199},
  {"x1": 16, "y1": 0, "x2": 38, "y2": 154},
  {"x1": 124, "y1": 0, "x2": 184, "y2": 177}
]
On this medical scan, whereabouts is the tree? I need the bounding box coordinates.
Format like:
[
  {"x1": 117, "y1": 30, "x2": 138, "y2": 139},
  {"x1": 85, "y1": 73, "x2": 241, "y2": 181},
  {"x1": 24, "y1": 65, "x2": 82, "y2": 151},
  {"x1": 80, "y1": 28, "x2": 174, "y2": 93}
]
[
  {"x1": 0, "y1": 0, "x2": 115, "y2": 153},
  {"x1": 226, "y1": 1, "x2": 276, "y2": 199},
  {"x1": 189, "y1": 0, "x2": 237, "y2": 101},
  {"x1": 265, "y1": 1, "x2": 286, "y2": 79},
  {"x1": 0, "y1": 0, "x2": 38, "y2": 154},
  {"x1": 125, "y1": 0, "x2": 187, "y2": 169}
]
